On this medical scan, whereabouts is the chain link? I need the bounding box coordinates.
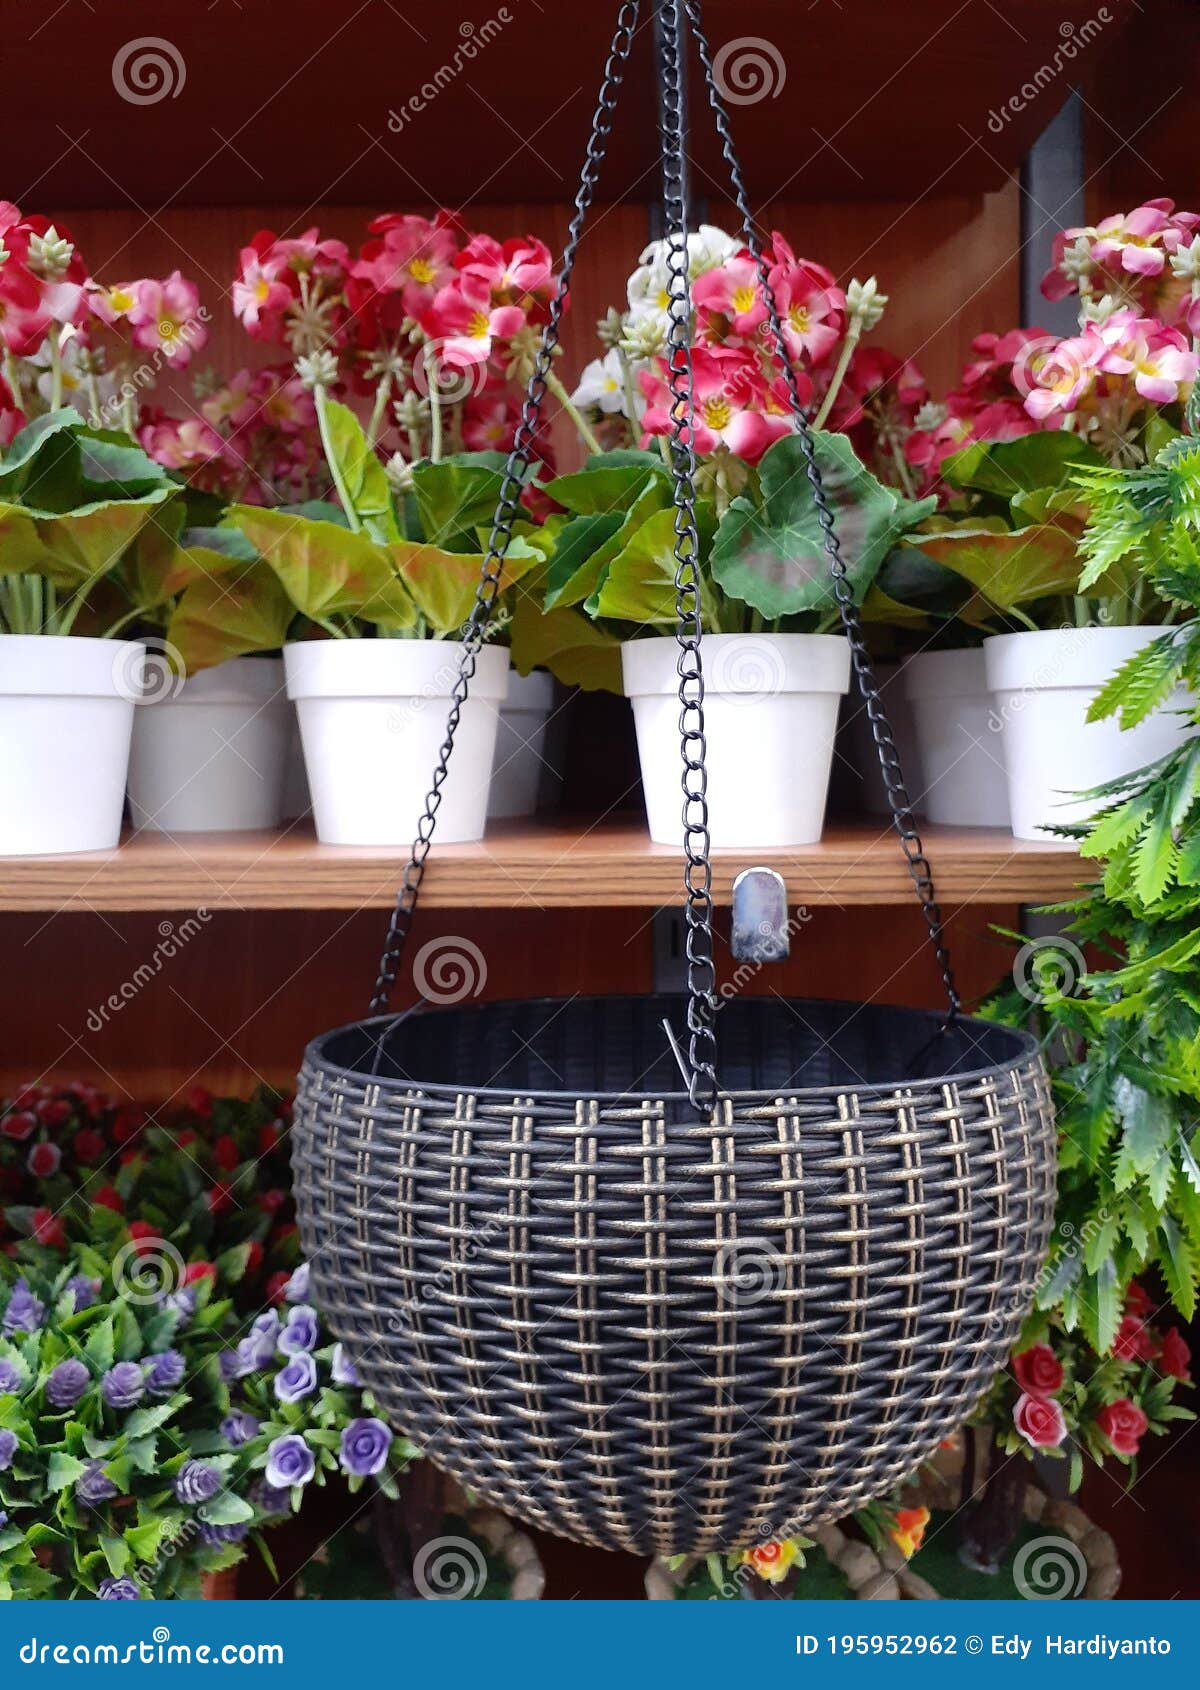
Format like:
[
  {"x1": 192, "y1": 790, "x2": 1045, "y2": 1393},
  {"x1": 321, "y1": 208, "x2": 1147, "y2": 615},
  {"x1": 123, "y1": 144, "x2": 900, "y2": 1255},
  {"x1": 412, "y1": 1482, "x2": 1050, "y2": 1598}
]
[
  {"x1": 657, "y1": 0, "x2": 719, "y2": 1115},
  {"x1": 367, "y1": 0, "x2": 642, "y2": 1016},
  {"x1": 683, "y1": 0, "x2": 960, "y2": 1017}
]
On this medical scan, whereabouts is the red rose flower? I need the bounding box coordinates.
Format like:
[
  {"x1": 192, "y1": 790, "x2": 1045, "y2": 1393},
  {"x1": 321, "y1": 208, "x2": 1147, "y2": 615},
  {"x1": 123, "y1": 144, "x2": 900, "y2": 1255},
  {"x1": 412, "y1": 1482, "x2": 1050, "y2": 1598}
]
[
  {"x1": 27, "y1": 1142, "x2": 61, "y2": 1178},
  {"x1": 1012, "y1": 1344, "x2": 1063, "y2": 1398},
  {"x1": 244, "y1": 1240, "x2": 264, "y2": 1276},
  {"x1": 8, "y1": 1084, "x2": 41, "y2": 1112},
  {"x1": 1161, "y1": 1329, "x2": 1192, "y2": 1383},
  {"x1": 273, "y1": 1223, "x2": 297, "y2": 1244},
  {"x1": 1125, "y1": 1282, "x2": 1153, "y2": 1319},
  {"x1": 176, "y1": 1130, "x2": 197, "y2": 1150},
  {"x1": 118, "y1": 1149, "x2": 140, "y2": 1166},
  {"x1": 257, "y1": 1189, "x2": 286, "y2": 1215},
  {"x1": 1, "y1": 1110, "x2": 37, "y2": 1142},
  {"x1": 111, "y1": 1106, "x2": 145, "y2": 1145},
  {"x1": 213, "y1": 1135, "x2": 240, "y2": 1172},
  {"x1": 1096, "y1": 1398, "x2": 1148, "y2": 1456},
  {"x1": 94, "y1": 1185, "x2": 123, "y2": 1213},
  {"x1": 128, "y1": 1221, "x2": 162, "y2": 1256},
  {"x1": 206, "y1": 1183, "x2": 234, "y2": 1216},
  {"x1": 258, "y1": 1122, "x2": 282, "y2": 1157},
  {"x1": 1013, "y1": 1391, "x2": 1067, "y2": 1449},
  {"x1": 1113, "y1": 1315, "x2": 1157, "y2": 1362},
  {"x1": 186, "y1": 1086, "x2": 214, "y2": 1119},
  {"x1": 265, "y1": 1270, "x2": 291, "y2": 1305},
  {"x1": 31, "y1": 1207, "x2": 66, "y2": 1247},
  {"x1": 35, "y1": 1097, "x2": 71, "y2": 1128},
  {"x1": 72, "y1": 1128, "x2": 107, "y2": 1165},
  {"x1": 182, "y1": 1260, "x2": 217, "y2": 1286}
]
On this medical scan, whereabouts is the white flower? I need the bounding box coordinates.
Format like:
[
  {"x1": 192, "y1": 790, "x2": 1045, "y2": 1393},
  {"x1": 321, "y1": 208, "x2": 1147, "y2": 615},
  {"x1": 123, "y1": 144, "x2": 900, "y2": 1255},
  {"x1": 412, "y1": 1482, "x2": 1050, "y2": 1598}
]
[
  {"x1": 913, "y1": 400, "x2": 947, "y2": 432},
  {"x1": 1080, "y1": 292, "x2": 1124, "y2": 325},
  {"x1": 571, "y1": 349, "x2": 627, "y2": 416},
  {"x1": 1060, "y1": 233, "x2": 1095, "y2": 284},
  {"x1": 295, "y1": 349, "x2": 339, "y2": 390},
  {"x1": 1170, "y1": 235, "x2": 1200, "y2": 283}
]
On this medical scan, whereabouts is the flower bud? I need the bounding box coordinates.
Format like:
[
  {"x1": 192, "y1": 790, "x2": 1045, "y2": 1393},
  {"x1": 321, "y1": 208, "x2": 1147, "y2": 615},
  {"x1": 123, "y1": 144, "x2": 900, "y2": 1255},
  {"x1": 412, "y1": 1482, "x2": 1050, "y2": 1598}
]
[
  {"x1": 27, "y1": 226, "x2": 75, "y2": 282},
  {"x1": 846, "y1": 276, "x2": 887, "y2": 331},
  {"x1": 1170, "y1": 235, "x2": 1200, "y2": 283},
  {"x1": 595, "y1": 307, "x2": 625, "y2": 351},
  {"x1": 295, "y1": 349, "x2": 339, "y2": 390},
  {"x1": 384, "y1": 452, "x2": 414, "y2": 493}
]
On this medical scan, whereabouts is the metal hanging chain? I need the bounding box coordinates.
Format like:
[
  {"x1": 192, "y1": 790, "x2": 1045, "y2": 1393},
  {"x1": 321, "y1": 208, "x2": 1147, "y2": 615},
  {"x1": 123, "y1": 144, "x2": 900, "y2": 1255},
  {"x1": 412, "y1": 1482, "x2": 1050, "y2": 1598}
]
[
  {"x1": 367, "y1": 0, "x2": 642, "y2": 1017},
  {"x1": 658, "y1": 0, "x2": 719, "y2": 1115},
  {"x1": 683, "y1": 0, "x2": 960, "y2": 1017}
]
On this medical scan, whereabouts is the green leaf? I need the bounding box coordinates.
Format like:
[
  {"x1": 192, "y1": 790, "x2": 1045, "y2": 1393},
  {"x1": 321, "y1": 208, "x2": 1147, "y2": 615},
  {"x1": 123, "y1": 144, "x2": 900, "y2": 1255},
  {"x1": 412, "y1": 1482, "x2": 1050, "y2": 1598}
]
[
  {"x1": 166, "y1": 564, "x2": 295, "y2": 674},
  {"x1": 320, "y1": 400, "x2": 399, "y2": 543},
  {"x1": 1159, "y1": 1215, "x2": 1196, "y2": 1319},
  {"x1": 943, "y1": 432, "x2": 1104, "y2": 497},
  {"x1": 1112, "y1": 1075, "x2": 1172, "y2": 1189},
  {"x1": 544, "y1": 449, "x2": 668, "y2": 514},
  {"x1": 393, "y1": 533, "x2": 540, "y2": 634},
  {"x1": 593, "y1": 503, "x2": 719, "y2": 625},
  {"x1": 542, "y1": 511, "x2": 623, "y2": 610},
  {"x1": 908, "y1": 522, "x2": 1080, "y2": 611},
  {"x1": 711, "y1": 431, "x2": 934, "y2": 618},
  {"x1": 1086, "y1": 631, "x2": 1187, "y2": 729},
  {"x1": 198, "y1": 1491, "x2": 255, "y2": 1527},
  {"x1": 510, "y1": 591, "x2": 621, "y2": 692},
  {"x1": 228, "y1": 504, "x2": 416, "y2": 630},
  {"x1": 1080, "y1": 1257, "x2": 1121, "y2": 1355},
  {"x1": 100, "y1": 1534, "x2": 132, "y2": 1578},
  {"x1": 47, "y1": 1452, "x2": 87, "y2": 1492},
  {"x1": 84, "y1": 1317, "x2": 115, "y2": 1375},
  {"x1": 410, "y1": 454, "x2": 508, "y2": 549},
  {"x1": 0, "y1": 408, "x2": 86, "y2": 498}
]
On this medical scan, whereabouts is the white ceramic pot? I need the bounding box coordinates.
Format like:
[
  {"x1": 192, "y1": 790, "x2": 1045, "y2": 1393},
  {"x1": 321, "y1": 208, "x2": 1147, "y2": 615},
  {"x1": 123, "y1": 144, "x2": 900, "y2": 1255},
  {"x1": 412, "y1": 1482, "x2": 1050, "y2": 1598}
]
[
  {"x1": 985, "y1": 626, "x2": 1195, "y2": 840},
  {"x1": 841, "y1": 660, "x2": 925, "y2": 818},
  {"x1": 904, "y1": 648, "x2": 1010, "y2": 828},
  {"x1": 280, "y1": 712, "x2": 311, "y2": 822},
  {"x1": 285, "y1": 638, "x2": 509, "y2": 845},
  {"x1": 0, "y1": 634, "x2": 142, "y2": 856},
  {"x1": 488, "y1": 669, "x2": 556, "y2": 819},
  {"x1": 127, "y1": 656, "x2": 290, "y2": 834},
  {"x1": 622, "y1": 633, "x2": 851, "y2": 848}
]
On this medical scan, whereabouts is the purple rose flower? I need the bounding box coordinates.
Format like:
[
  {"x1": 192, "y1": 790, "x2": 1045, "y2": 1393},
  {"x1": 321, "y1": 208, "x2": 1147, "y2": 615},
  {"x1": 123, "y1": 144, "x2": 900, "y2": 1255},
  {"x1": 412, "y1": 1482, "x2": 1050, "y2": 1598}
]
[
  {"x1": 330, "y1": 1344, "x2": 360, "y2": 1388},
  {"x1": 0, "y1": 1509, "x2": 7, "y2": 1530},
  {"x1": 221, "y1": 1411, "x2": 259, "y2": 1448},
  {"x1": 3, "y1": 1280, "x2": 45, "y2": 1337},
  {"x1": 264, "y1": 1433, "x2": 314, "y2": 1490},
  {"x1": 218, "y1": 1349, "x2": 243, "y2": 1383},
  {"x1": 0, "y1": 1359, "x2": 21, "y2": 1394},
  {"x1": 46, "y1": 1359, "x2": 90, "y2": 1410},
  {"x1": 143, "y1": 1350, "x2": 185, "y2": 1398},
  {"x1": 164, "y1": 1288, "x2": 196, "y2": 1321},
  {"x1": 97, "y1": 1576, "x2": 141, "y2": 1600},
  {"x1": 284, "y1": 1263, "x2": 310, "y2": 1303},
  {"x1": 339, "y1": 1418, "x2": 393, "y2": 1478},
  {"x1": 101, "y1": 1362, "x2": 145, "y2": 1410},
  {"x1": 175, "y1": 1459, "x2": 220, "y2": 1505},
  {"x1": 273, "y1": 1352, "x2": 317, "y2": 1404},
  {"x1": 252, "y1": 1477, "x2": 292, "y2": 1517},
  {"x1": 199, "y1": 1521, "x2": 249, "y2": 1546},
  {"x1": 278, "y1": 1304, "x2": 320, "y2": 1356},
  {"x1": 66, "y1": 1276, "x2": 98, "y2": 1312},
  {"x1": 75, "y1": 1461, "x2": 119, "y2": 1506},
  {"x1": 237, "y1": 1311, "x2": 280, "y2": 1374},
  {"x1": 0, "y1": 1428, "x2": 18, "y2": 1470}
]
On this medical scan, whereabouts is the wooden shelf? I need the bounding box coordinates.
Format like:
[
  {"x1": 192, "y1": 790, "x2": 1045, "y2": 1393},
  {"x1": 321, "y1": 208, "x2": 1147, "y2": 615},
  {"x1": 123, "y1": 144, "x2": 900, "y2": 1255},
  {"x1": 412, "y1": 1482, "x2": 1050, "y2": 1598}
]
[{"x1": 0, "y1": 818, "x2": 1091, "y2": 913}]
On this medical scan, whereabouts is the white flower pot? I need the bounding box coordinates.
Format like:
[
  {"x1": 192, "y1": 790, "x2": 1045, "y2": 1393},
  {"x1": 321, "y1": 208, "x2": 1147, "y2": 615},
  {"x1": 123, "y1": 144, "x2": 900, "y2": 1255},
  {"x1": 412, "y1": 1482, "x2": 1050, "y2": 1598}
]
[
  {"x1": 904, "y1": 648, "x2": 1010, "y2": 828},
  {"x1": 488, "y1": 669, "x2": 556, "y2": 819},
  {"x1": 285, "y1": 638, "x2": 509, "y2": 845},
  {"x1": 280, "y1": 712, "x2": 312, "y2": 821},
  {"x1": 985, "y1": 627, "x2": 1195, "y2": 841},
  {"x1": 841, "y1": 660, "x2": 924, "y2": 818},
  {"x1": 127, "y1": 656, "x2": 290, "y2": 834},
  {"x1": 0, "y1": 634, "x2": 142, "y2": 856},
  {"x1": 622, "y1": 633, "x2": 851, "y2": 848}
]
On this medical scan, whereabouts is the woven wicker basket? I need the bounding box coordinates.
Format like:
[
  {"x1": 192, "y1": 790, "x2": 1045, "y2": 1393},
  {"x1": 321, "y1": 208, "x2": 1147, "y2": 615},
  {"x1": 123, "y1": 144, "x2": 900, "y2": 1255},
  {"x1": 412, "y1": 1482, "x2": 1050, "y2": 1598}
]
[{"x1": 293, "y1": 994, "x2": 1055, "y2": 1557}]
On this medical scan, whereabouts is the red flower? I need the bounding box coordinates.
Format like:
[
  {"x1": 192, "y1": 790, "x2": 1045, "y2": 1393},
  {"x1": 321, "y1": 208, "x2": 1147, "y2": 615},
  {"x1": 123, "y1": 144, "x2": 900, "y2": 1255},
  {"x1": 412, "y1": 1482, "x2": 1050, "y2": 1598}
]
[
  {"x1": 127, "y1": 1221, "x2": 162, "y2": 1256},
  {"x1": 1013, "y1": 1391, "x2": 1067, "y2": 1449},
  {"x1": 1161, "y1": 1329, "x2": 1192, "y2": 1382},
  {"x1": 265, "y1": 1270, "x2": 291, "y2": 1305},
  {"x1": 111, "y1": 1106, "x2": 145, "y2": 1145},
  {"x1": 182, "y1": 1261, "x2": 217, "y2": 1287},
  {"x1": 206, "y1": 1183, "x2": 234, "y2": 1217},
  {"x1": 1096, "y1": 1398, "x2": 1148, "y2": 1456},
  {"x1": 257, "y1": 1188, "x2": 286, "y2": 1215},
  {"x1": 1125, "y1": 1282, "x2": 1153, "y2": 1319},
  {"x1": 244, "y1": 1240, "x2": 265, "y2": 1276},
  {"x1": 1, "y1": 1110, "x2": 37, "y2": 1142},
  {"x1": 31, "y1": 1207, "x2": 66, "y2": 1248},
  {"x1": 257, "y1": 1122, "x2": 281, "y2": 1157},
  {"x1": 1012, "y1": 1344, "x2": 1063, "y2": 1398},
  {"x1": 186, "y1": 1086, "x2": 214, "y2": 1120},
  {"x1": 1113, "y1": 1315, "x2": 1158, "y2": 1362},
  {"x1": 176, "y1": 1129, "x2": 197, "y2": 1150},
  {"x1": 213, "y1": 1135, "x2": 240, "y2": 1172},
  {"x1": 35, "y1": 1097, "x2": 71, "y2": 1128},
  {"x1": 27, "y1": 1142, "x2": 61, "y2": 1178},
  {"x1": 72, "y1": 1128, "x2": 107, "y2": 1166},
  {"x1": 94, "y1": 1185, "x2": 123, "y2": 1213}
]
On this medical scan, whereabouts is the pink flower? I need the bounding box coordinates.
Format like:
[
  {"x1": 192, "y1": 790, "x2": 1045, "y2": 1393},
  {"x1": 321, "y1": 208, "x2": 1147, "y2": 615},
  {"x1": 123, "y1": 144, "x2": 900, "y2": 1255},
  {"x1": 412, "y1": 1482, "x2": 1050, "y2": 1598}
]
[
  {"x1": 1012, "y1": 1344, "x2": 1063, "y2": 1398},
  {"x1": 31, "y1": 1207, "x2": 66, "y2": 1248},
  {"x1": 1092, "y1": 202, "x2": 1177, "y2": 278},
  {"x1": 27, "y1": 1141, "x2": 61, "y2": 1179},
  {"x1": 1013, "y1": 1391, "x2": 1067, "y2": 1449},
  {"x1": 421, "y1": 277, "x2": 526, "y2": 366},
  {"x1": 1161, "y1": 1329, "x2": 1191, "y2": 1382},
  {"x1": 639, "y1": 347, "x2": 791, "y2": 463},
  {"x1": 350, "y1": 212, "x2": 458, "y2": 320},
  {"x1": 1113, "y1": 1314, "x2": 1158, "y2": 1363},
  {"x1": 1094, "y1": 311, "x2": 1198, "y2": 405},
  {"x1": 127, "y1": 270, "x2": 207, "y2": 367},
  {"x1": 232, "y1": 233, "x2": 294, "y2": 337},
  {"x1": 1021, "y1": 330, "x2": 1102, "y2": 419},
  {"x1": 0, "y1": 265, "x2": 51, "y2": 355},
  {"x1": 1095, "y1": 1398, "x2": 1148, "y2": 1457},
  {"x1": 692, "y1": 250, "x2": 767, "y2": 337},
  {"x1": 270, "y1": 227, "x2": 349, "y2": 280},
  {"x1": 455, "y1": 233, "x2": 554, "y2": 318},
  {"x1": 461, "y1": 385, "x2": 521, "y2": 453},
  {"x1": 1, "y1": 1110, "x2": 37, "y2": 1143},
  {"x1": 140, "y1": 416, "x2": 225, "y2": 471}
]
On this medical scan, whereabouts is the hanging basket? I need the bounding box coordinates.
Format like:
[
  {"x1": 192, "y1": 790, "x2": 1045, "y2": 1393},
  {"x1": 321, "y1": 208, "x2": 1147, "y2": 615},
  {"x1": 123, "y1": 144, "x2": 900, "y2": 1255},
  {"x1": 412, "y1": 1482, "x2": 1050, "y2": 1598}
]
[
  {"x1": 292, "y1": 0, "x2": 1058, "y2": 1562},
  {"x1": 293, "y1": 995, "x2": 1055, "y2": 1557}
]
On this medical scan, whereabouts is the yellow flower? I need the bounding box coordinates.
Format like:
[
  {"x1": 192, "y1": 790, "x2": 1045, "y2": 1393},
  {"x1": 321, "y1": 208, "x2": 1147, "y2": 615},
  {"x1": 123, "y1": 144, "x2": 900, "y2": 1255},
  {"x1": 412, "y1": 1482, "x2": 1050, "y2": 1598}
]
[
  {"x1": 888, "y1": 1507, "x2": 931, "y2": 1560},
  {"x1": 741, "y1": 1538, "x2": 801, "y2": 1585}
]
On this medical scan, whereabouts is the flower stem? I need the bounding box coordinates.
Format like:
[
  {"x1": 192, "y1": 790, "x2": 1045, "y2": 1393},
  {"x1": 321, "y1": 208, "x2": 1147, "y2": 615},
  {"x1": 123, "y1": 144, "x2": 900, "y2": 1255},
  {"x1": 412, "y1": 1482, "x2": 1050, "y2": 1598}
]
[
  {"x1": 366, "y1": 373, "x2": 393, "y2": 450},
  {"x1": 3, "y1": 349, "x2": 23, "y2": 414},
  {"x1": 48, "y1": 332, "x2": 64, "y2": 412},
  {"x1": 425, "y1": 345, "x2": 443, "y2": 464},
  {"x1": 812, "y1": 320, "x2": 862, "y2": 431},
  {"x1": 314, "y1": 383, "x2": 363, "y2": 533},
  {"x1": 545, "y1": 368, "x2": 603, "y2": 456}
]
